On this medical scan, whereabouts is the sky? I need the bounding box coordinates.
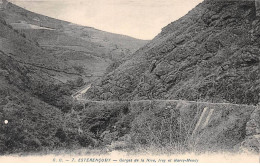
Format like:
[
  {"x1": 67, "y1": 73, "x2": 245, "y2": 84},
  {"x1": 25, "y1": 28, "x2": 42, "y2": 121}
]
[{"x1": 10, "y1": 0, "x2": 203, "y2": 40}]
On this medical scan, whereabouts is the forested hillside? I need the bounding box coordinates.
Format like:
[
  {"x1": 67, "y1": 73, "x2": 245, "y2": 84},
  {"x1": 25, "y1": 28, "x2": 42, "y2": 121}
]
[{"x1": 87, "y1": 0, "x2": 260, "y2": 106}]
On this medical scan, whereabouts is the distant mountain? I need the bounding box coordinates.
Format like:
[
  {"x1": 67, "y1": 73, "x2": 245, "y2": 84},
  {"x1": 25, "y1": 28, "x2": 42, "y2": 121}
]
[
  {"x1": 1, "y1": 1, "x2": 148, "y2": 83},
  {"x1": 87, "y1": 0, "x2": 260, "y2": 105}
]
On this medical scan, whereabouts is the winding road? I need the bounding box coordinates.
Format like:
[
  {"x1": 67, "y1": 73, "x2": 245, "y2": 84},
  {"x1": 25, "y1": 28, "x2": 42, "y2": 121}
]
[{"x1": 72, "y1": 84, "x2": 92, "y2": 100}]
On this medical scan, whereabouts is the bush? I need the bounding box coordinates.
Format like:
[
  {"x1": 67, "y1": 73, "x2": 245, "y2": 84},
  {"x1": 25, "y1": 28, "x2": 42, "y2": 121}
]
[
  {"x1": 21, "y1": 33, "x2": 26, "y2": 38},
  {"x1": 73, "y1": 103, "x2": 84, "y2": 112},
  {"x1": 55, "y1": 128, "x2": 67, "y2": 143},
  {"x1": 67, "y1": 77, "x2": 85, "y2": 89},
  {"x1": 0, "y1": 93, "x2": 64, "y2": 154},
  {"x1": 56, "y1": 96, "x2": 73, "y2": 113},
  {"x1": 30, "y1": 78, "x2": 85, "y2": 113},
  {"x1": 77, "y1": 134, "x2": 98, "y2": 147}
]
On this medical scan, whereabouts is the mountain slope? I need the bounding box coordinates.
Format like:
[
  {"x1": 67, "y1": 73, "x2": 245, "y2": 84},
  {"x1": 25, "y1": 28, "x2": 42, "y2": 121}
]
[
  {"x1": 1, "y1": 1, "x2": 148, "y2": 83},
  {"x1": 87, "y1": 0, "x2": 260, "y2": 105},
  {"x1": 0, "y1": 16, "x2": 66, "y2": 154},
  {"x1": 0, "y1": 14, "x2": 104, "y2": 154},
  {"x1": 0, "y1": 1, "x2": 147, "y2": 154}
]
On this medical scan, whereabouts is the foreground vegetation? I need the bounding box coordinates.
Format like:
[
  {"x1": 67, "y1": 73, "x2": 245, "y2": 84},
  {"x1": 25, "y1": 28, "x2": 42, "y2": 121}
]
[
  {"x1": 0, "y1": 0, "x2": 260, "y2": 156},
  {"x1": 1, "y1": 98, "x2": 257, "y2": 155}
]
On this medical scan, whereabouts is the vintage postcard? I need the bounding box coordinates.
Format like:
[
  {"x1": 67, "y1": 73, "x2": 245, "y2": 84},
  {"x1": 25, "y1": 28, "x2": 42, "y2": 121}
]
[{"x1": 0, "y1": 0, "x2": 259, "y2": 164}]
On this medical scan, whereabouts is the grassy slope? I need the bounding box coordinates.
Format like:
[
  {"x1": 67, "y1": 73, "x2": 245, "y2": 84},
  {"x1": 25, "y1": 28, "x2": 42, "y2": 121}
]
[
  {"x1": 1, "y1": 2, "x2": 148, "y2": 83},
  {"x1": 87, "y1": 0, "x2": 260, "y2": 105}
]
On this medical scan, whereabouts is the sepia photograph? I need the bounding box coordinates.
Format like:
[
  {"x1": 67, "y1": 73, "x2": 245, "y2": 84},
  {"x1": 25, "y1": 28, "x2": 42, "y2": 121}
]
[{"x1": 0, "y1": 0, "x2": 259, "y2": 164}]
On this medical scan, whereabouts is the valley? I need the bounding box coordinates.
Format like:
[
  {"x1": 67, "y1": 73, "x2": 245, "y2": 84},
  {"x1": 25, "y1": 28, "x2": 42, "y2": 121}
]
[
  {"x1": 1, "y1": 1, "x2": 147, "y2": 83},
  {"x1": 0, "y1": 1, "x2": 147, "y2": 155},
  {"x1": 0, "y1": 0, "x2": 259, "y2": 157}
]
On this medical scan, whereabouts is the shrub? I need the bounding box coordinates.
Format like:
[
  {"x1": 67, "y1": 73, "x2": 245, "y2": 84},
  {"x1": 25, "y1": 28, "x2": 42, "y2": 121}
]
[
  {"x1": 77, "y1": 134, "x2": 97, "y2": 147},
  {"x1": 55, "y1": 128, "x2": 67, "y2": 143},
  {"x1": 21, "y1": 33, "x2": 26, "y2": 38}
]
